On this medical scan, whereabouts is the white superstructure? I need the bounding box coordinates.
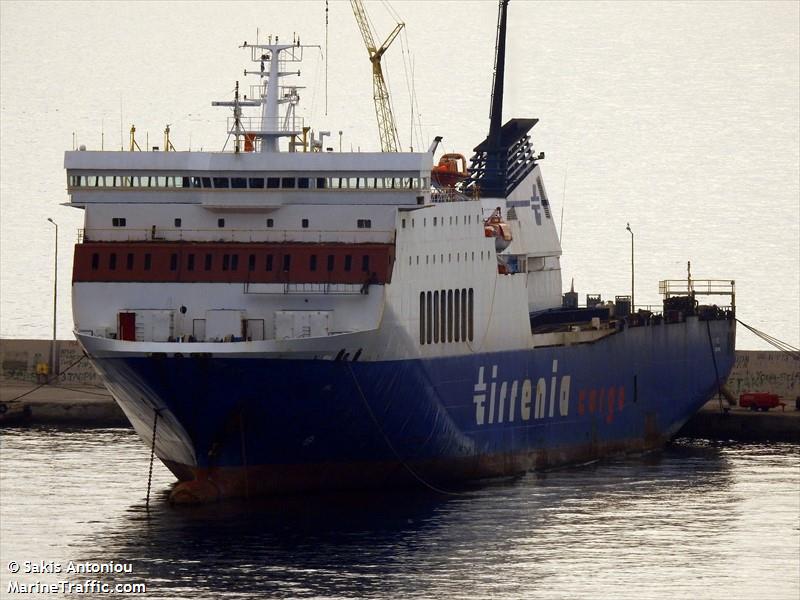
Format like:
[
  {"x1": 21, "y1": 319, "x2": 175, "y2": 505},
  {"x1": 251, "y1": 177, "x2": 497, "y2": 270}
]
[{"x1": 68, "y1": 34, "x2": 570, "y2": 364}]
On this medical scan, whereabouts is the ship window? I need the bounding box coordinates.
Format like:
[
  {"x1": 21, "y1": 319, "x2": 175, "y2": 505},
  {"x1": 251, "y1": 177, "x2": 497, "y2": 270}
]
[
  {"x1": 282, "y1": 254, "x2": 291, "y2": 272},
  {"x1": 433, "y1": 217, "x2": 437, "y2": 226},
  {"x1": 298, "y1": 177, "x2": 310, "y2": 189},
  {"x1": 344, "y1": 255, "x2": 352, "y2": 272},
  {"x1": 419, "y1": 292, "x2": 425, "y2": 345},
  {"x1": 281, "y1": 177, "x2": 295, "y2": 189},
  {"x1": 416, "y1": 256, "x2": 419, "y2": 265},
  {"x1": 181, "y1": 177, "x2": 191, "y2": 188},
  {"x1": 433, "y1": 291, "x2": 440, "y2": 343},
  {"x1": 447, "y1": 289, "x2": 453, "y2": 342},
  {"x1": 231, "y1": 177, "x2": 247, "y2": 189},
  {"x1": 266, "y1": 255, "x2": 274, "y2": 271},
  {"x1": 426, "y1": 291, "x2": 432, "y2": 344},
  {"x1": 126, "y1": 253, "x2": 134, "y2": 270},
  {"x1": 213, "y1": 177, "x2": 229, "y2": 189},
  {"x1": 91, "y1": 253, "x2": 99, "y2": 270},
  {"x1": 361, "y1": 255, "x2": 369, "y2": 272},
  {"x1": 217, "y1": 218, "x2": 225, "y2": 228},
  {"x1": 302, "y1": 219, "x2": 309, "y2": 229},
  {"x1": 187, "y1": 254, "x2": 195, "y2": 271},
  {"x1": 249, "y1": 178, "x2": 265, "y2": 188},
  {"x1": 449, "y1": 253, "x2": 452, "y2": 263},
  {"x1": 440, "y1": 289, "x2": 447, "y2": 342},
  {"x1": 156, "y1": 176, "x2": 166, "y2": 187},
  {"x1": 468, "y1": 288, "x2": 474, "y2": 341},
  {"x1": 316, "y1": 177, "x2": 326, "y2": 189},
  {"x1": 402, "y1": 219, "x2": 406, "y2": 229},
  {"x1": 201, "y1": 177, "x2": 212, "y2": 188},
  {"x1": 248, "y1": 254, "x2": 256, "y2": 271},
  {"x1": 357, "y1": 219, "x2": 372, "y2": 229},
  {"x1": 411, "y1": 218, "x2": 415, "y2": 228},
  {"x1": 170, "y1": 253, "x2": 178, "y2": 271},
  {"x1": 112, "y1": 217, "x2": 126, "y2": 227},
  {"x1": 461, "y1": 288, "x2": 468, "y2": 340},
  {"x1": 327, "y1": 254, "x2": 334, "y2": 271},
  {"x1": 108, "y1": 253, "x2": 117, "y2": 270},
  {"x1": 309, "y1": 255, "x2": 317, "y2": 271},
  {"x1": 204, "y1": 254, "x2": 212, "y2": 270},
  {"x1": 471, "y1": 252, "x2": 475, "y2": 261},
  {"x1": 267, "y1": 177, "x2": 280, "y2": 189},
  {"x1": 222, "y1": 255, "x2": 230, "y2": 271},
  {"x1": 174, "y1": 218, "x2": 182, "y2": 227},
  {"x1": 358, "y1": 178, "x2": 367, "y2": 189},
  {"x1": 454, "y1": 288, "x2": 460, "y2": 342},
  {"x1": 144, "y1": 253, "x2": 152, "y2": 270},
  {"x1": 266, "y1": 218, "x2": 274, "y2": 228},
  {"x1": 348, "y1": 177, "x2": 357, "y2": 188},
  {"x1": 402, "y1": 178, "x2": 410, "y2": 188}
]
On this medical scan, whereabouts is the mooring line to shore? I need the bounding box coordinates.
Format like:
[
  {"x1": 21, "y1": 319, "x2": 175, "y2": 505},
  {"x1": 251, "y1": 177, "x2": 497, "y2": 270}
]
[
  {"x1": 5, "y1": 355, "x2": 90, "y2": 403},
  {"x1": 736, "y1": 319, "x2": 800, "y2": 359}
]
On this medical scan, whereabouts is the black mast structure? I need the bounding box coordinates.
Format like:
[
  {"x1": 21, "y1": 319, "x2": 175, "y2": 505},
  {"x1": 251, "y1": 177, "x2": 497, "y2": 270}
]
[{"x1": 467, "y1": 0, "x2": 541, "y2": 199}]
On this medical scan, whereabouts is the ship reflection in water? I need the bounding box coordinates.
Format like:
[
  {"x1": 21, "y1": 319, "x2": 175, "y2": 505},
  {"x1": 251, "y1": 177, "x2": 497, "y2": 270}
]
[{"x1": 1, "y1": 428, "x2": 798, "y2": 599}]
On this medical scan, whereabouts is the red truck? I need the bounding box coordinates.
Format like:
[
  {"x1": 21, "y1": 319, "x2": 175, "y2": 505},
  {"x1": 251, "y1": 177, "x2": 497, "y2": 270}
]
[{"x1": 739, "y1": 393, "x2": 786, "y2": 412}]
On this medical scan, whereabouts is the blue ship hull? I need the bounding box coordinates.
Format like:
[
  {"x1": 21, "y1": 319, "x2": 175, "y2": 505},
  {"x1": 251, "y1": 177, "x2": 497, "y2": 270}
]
[{"x1": 87, "y1": 316, "x2": 735, "y2": 501}]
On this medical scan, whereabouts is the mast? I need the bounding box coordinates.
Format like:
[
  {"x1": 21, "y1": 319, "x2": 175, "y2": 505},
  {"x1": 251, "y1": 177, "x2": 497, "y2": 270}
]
[
  {"x1": 212, "y1": 37, "x2": 310, "y2": 153},
  {"x1": 489, "y1": 0, "x2": 509, "y2": 148},
  {"x1": 466, "y1": 0, "x2": 539, "y2": 199}
]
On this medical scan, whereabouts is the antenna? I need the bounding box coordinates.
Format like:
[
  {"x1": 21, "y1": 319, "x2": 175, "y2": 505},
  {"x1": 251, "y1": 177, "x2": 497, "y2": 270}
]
[
  {"x1": 559, "y1": 162, "x2": 567, "y2": 242},
  {"x1": 325, "y1": 0, "x2": 329, "y2": 116},
  {"x1": 119, "y1": 94, "x2": 124, "y2": 151}
]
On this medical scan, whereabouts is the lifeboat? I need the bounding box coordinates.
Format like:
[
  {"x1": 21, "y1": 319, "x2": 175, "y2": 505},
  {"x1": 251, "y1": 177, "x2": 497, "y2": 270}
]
[
  {"x1": 484, "y1": 207, "x2": 512, "y2": 252},
  {"x1": 431, "y1": 153, "x2": 468, "y2": 188}
]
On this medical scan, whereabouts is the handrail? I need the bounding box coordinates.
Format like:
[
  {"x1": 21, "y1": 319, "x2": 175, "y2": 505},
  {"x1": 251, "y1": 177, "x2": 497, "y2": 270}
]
[{"x1": 78, "y1": 227, "x2": 394, "y2": 244}]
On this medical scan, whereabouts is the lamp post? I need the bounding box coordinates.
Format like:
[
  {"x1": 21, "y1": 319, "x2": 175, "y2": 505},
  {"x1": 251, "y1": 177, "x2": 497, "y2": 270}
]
[
  {"x1": 47, "y1": 218, "x2": 58, "y2": 376},
  {"x1": 626, "y1": 222, "x2": 634, "y2": 312}
]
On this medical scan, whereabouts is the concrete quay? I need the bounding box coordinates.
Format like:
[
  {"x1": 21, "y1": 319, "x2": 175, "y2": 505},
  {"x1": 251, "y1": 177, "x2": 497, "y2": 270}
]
[
  {"x1": 0, "y1": 379, "x2": 128, "y2": 427},
  {"x1": 679, "y1": 400, "x2": 800, "y2": 443}
]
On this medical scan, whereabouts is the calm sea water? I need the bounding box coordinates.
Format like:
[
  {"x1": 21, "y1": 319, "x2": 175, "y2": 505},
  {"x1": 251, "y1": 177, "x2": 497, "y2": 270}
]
[
  {"x1": 0, "y1": 427, "x2": 798, "y2": 599},
  {"x1": 0, "y1": 1, "x2": 798, "y2": 348}
]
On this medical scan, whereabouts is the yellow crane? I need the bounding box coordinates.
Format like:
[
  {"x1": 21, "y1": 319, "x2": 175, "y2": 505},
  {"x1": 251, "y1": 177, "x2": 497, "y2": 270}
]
[{"x1": 350, "y1": 0, "x2": 404, "y2": 152}]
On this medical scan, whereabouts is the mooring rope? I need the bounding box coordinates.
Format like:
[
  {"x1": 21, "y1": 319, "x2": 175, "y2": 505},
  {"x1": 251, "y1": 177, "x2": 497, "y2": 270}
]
[
  {"x1": 344, "y1": 361, "x2": 468, "y2": 496},
  {"x1": 736, "y1": 319, "x2": 800, "y2": 359},
  {"x1": 5, "y1": 355, "x2": 89, "y2": 403},
  {"x1": 706, "y1": 320, "x2": 725, "y2": 412}
]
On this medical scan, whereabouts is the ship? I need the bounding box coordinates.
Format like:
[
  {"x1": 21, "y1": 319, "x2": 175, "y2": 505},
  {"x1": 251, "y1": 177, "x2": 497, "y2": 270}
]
[{"x1": 66, "y1": 1, "x2": 736, "y2": 503}]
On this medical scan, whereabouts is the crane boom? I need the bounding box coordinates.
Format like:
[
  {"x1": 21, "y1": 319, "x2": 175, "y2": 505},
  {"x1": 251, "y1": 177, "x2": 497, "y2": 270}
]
[{"x1": 350, "y1": 0, "x2": 403, "y2": 152}]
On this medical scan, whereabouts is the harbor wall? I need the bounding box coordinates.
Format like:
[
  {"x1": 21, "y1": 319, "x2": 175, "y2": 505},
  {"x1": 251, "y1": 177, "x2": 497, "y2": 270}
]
[{"x1": 1, "y1": 338, "x2": 797, "y2": 399}]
